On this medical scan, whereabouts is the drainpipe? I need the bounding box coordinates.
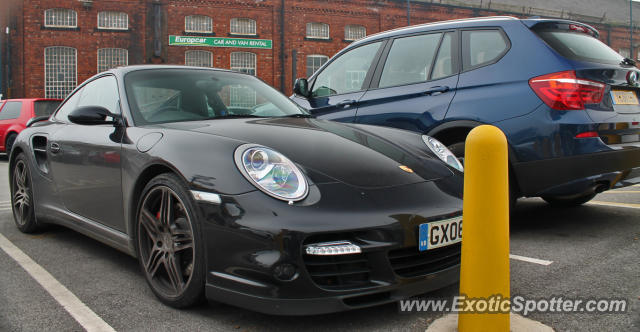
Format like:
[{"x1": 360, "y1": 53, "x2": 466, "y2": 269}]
[
  {"x1": 407, "y1": 0, "x2": 411, "y2": 26},
  {"x1": 631, "y1": 0, "x2": 634, "y2": 59},
  {"x1": 0, "y1": 27, "x2": 4, "y2": 98},
  {"x1": 280, "y1": 0, "x2": 286, "y2": 92}
]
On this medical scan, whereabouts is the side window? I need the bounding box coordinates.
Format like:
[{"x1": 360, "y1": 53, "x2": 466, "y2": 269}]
[
  {"x1": 379, "y1": 33, "x2": 441, "y2": 88},
  {"x1": 53, "y1": 89, "x2": 82, "y2": 122},
  {"x1": 463, "y1": 30, "x2": 509, "y2": 70},
  {"x1": 431, "y1": 32, "x2": 455, "y2": 80},
  {"x1": 0, "y1": 102, "x2": 23, "y2": 120},
  {"x1": 311, "y1": 41, "x2": 382, "y2": 97},
  {"x1": 76, "y1": 76, "x2": 121, "y2": 114}
]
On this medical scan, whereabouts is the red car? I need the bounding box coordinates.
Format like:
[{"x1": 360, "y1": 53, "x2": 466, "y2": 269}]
[{"x1": 0, "y1": 98, "x2": 62, "y2": 154}]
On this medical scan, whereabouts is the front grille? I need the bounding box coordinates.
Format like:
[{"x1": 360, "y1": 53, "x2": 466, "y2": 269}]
[
  {"x1": 388, "y1": 243, "x2": 461, "y2": 278},
  {"x1": 303, "y1": 253, "x2": 372, "y2": 290}
]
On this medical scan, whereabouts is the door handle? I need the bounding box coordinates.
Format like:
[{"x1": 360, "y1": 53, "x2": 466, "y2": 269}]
[
  {"x1": 49, "y1": 142, "x2": 61, "y2": 154},
  {"x1": 336, "y1": 99, "x2": 357, "y2": 108},
  {"x1": 425, "y1": 86, "x2": 450, "y2": 95}
]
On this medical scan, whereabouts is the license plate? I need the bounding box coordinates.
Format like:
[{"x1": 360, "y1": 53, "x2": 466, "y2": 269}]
[
  {"x1": 418, "y1": 216, "x2": 462, "y2": 251},
  {"x1": 611, "y1": 90, "x2": 639, "y2": 105}
]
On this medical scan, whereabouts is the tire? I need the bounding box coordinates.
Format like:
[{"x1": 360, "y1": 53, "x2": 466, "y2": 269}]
[
  {"x1": 541, "y1": 192, "x2": 597, "y2": 207},
  {"x1": 447, "y1": 141, "x2": 518, "y2": 212},
  {"x1": 5, "y1": 133, "x2": 17, "y2": 155},
  {"x1": 134, "y1": 173, "x2": 205, "y2": 308},
  {"x1": 10, "y1": 153, "x2": 39, "y2": 233}
]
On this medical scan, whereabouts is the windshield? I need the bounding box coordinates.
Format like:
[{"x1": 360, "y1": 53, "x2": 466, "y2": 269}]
[
  {"x1": 124, "y1": 68, "x2": 308, "y2": 125},
  {"x1": 535, "y1": 30, "x2": 624, "y2": 65}
]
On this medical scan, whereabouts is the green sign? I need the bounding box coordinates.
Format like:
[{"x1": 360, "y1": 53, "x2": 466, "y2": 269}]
[{"x1": 169, "y1": 35, "x2": 272, "y2": 49}]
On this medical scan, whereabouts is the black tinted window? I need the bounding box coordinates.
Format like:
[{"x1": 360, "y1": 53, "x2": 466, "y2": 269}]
[
  {"x1": 34, "y1": 100, "x2": 61, "y2": 117},
  {"x1": 535, "y1": 30, "x2": 623, "y2": 65},
  {"x1": 379, "y1": 33, "x2": 441, "y2": 88},
  {"x1": 0, "y1": 102, "x2": 22, "y2": 120},
  {"x1": 463, "y1": 30, "x2": 509, "y2": 70}
]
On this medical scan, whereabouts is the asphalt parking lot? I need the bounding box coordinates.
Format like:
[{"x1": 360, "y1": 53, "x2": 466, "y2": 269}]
[{"x1": 0, "y1": 155, "x2": 637, "y2": 332}]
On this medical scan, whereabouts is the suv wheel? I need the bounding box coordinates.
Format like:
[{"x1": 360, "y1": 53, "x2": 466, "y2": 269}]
[{"x1": 447, "y1": 141, "x2": 518, "y2": 211}]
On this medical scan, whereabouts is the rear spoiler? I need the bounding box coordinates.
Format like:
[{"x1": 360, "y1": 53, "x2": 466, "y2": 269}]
[
  {"x1": 521, "y1": 19, "x2": 599, "y2": 38},
  {"x1": 26, "y1": 116, "x2": 50, "y2": 127}
]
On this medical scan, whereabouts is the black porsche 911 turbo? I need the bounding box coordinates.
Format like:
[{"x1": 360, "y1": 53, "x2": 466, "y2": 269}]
[{"x1": 9, "y1": 65, "x2": 464, "y2": 315}]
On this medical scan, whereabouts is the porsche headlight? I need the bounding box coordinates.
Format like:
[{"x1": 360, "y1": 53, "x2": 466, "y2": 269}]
[
  {"x1": 422, "y1": 135, "x2": 464, "y2": 172},
  {"x1": 236, "y1": 145, "x2": 308, "y2": 202}
]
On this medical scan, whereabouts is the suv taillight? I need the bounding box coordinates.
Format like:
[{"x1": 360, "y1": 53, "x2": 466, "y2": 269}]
[{"x1": 529, "y1": 70, "x2": 605, "y2": 110}]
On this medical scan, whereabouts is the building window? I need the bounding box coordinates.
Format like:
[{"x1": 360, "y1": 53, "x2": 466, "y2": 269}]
[
  {"x1": 230, "y1": 52, "x2": 257, "y2": 107},
  {"x1": 185, "y1": 15, "x2": 213, "y2": 33},
  {"x1": 230, "y1": 52, "x2": 256, "y2": 75},
  {"x1": 185, "y1": 50, "x2": 213, "y2": 67},
  {"x1": 230, "y1": 18, "x2": 256, "y2": 35},
  {"x1": 345, "y1": 25, "x2": 366, "y2": 41},
  {"x1": 97, "y1": 11, "x2": 128, "y2": 30},
  {"x1": 306, "y1": 22, "x2": 329, "y2": 39},
  {"x1": 44, "y1": 8, "x2": 77, "y2": 28},
  {"x1": 44, "y1": 46, "x2": 77, "y2": 99},
  {"x1": 97, "y1": 48, "x2": 128, "y2": 72},
  {"x1": 306, "y1": 55, "x2": 328, "y2": 77}
]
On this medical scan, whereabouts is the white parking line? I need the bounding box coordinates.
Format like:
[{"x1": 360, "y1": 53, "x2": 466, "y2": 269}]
[
  {"x1": 509, "y1": 254, "x2": 553, "y2": 266},
  {"x1": 600, "y1": 191, "x2": 640, "y2": 194},
  {"x1": 0, "y1": 233, "x2": 116, "y2": 332},
  {"x1": 588, "y1": 201, "x2": 640, "y2": 209}
]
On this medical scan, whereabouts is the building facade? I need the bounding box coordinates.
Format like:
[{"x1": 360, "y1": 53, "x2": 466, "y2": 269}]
[{"x1": 1, "y1": 0, "x2": 640, "y2": 99}]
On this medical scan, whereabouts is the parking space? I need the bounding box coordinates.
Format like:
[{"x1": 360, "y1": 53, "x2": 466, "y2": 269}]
[{"x1": 0, "y1": 156, "x2": 638, "y2": 332}]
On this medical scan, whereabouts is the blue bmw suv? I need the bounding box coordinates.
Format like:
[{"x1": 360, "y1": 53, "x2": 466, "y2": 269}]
[{"x1": 291, "y1": 16, "x2": 640, "y2": 206}]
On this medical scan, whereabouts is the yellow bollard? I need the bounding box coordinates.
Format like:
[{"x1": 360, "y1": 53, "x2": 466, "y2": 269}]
[{"x1": 458, "y1": 125, "x2": 510, "y2": 332}]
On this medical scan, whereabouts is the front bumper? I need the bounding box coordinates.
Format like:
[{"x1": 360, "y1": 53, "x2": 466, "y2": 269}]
[
  {"x1": 513, "y1": 142, "x2": 640, "y2": 196},
  {"x1": 194, "y1": 178, "x2": 463, "y2": 315}
]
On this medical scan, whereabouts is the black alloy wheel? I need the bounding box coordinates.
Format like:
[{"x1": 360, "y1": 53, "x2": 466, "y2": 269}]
[
  {"x1": 136, "y1": 174, "x2": 205, "y2": 308},
  {"x1": 11, "y1": 154, "x2": 39, "y2": 233}
]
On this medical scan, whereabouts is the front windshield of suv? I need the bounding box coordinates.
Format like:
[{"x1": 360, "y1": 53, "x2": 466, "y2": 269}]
[
  {"x1": 124, "y1": 68, "x2": 308, "y2": 125},
  {"x1": 535, "y1": 30, "x2": 624, "y2": 65}
]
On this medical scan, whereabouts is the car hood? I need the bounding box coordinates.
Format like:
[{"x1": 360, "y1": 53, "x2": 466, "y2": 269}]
[{"x1": 153, "y1": 118, "x2": 454, "y2": 189}]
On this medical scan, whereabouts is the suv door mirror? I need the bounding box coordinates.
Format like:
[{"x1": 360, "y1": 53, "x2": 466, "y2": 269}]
[
  {"x1": 68, "y1": 106, "x2": 120, "y2": 125},
  {"x1": 293, "y1": 78, "x2": 310, "y2": 98}
]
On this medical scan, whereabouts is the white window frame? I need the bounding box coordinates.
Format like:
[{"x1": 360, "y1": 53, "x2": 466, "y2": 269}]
[
  {"x1": 306, "y1": 54, "x2": 328, "y2": 77},
  {"x1": 185, "y1": 50, "x2": 213, "y2": 67},
  {"x1": 97, "y1": 11, "x2": 129, "y2": 30},
  {"x1": 185, "y1": 15, "x2": 213, "y2": 33},
  {"x1": 44, "y1": 8, "x2": 77, "y2": 28},
  {"x1": 44, "y1": 46, "x2": 77, "y2": 99},
  {"x1": 344, "y1": 24, "x2": 366, "y2": 41},
  {"x1": 97, "y1": 48, "x2": 128, "y2": 72},
  {"x1": 230, "y1": 18, "x2": 257, "y2": 36},
  {"x1": 230, "y1": 52, "x2": 257, "y2": 76},
  {"x1": 306, "y1": 22, "x2": 330, "y2": 39}
]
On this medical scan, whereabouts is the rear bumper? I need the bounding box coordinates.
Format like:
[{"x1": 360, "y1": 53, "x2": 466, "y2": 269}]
[
  {"x1": 205, "y1": 264, "x2": 460, "y2": 316},
  {"x1": 513, "y1": 143, "x2": 640, "y2": 196}
]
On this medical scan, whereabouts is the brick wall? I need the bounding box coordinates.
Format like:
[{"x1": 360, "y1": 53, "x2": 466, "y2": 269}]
[{"x1": 4, "y1": 0, "x2": 640, "y2": 98}]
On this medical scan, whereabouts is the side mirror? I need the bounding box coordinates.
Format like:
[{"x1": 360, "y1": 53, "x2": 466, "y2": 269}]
[
  {"x1": 68, "y1": 106, "x2": 121, "y2": 125},
  {"x1": 26, "y1": 116, "x2": 50, "y2": 127},
  {"x1": 293, "y1": 78, "x2": 310, "y2": 98}
]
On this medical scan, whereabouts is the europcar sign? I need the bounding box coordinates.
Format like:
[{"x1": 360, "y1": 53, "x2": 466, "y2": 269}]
[{"x1": 169, "y1": 35, "x2": 272, "y2": 49}]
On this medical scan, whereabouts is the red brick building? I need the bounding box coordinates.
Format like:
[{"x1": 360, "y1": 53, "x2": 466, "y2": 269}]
[{"x1": 1, "y1": 0, "x2": 640, "y2": 99}]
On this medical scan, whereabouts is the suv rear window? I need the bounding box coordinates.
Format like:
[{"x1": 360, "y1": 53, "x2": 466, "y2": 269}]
[
  {"x1": 535, "y1": 30, "x2": 624, "y2": 65},
  {"x1": 34, "y1": 100, "x2": 61, "y2": 117}
]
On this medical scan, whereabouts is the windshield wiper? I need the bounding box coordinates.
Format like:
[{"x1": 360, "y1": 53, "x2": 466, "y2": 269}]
[
  {"x1": 279, "y1": 113, "x2": 315, "y2": 118},
  {"x1": 621, "y1": 57, "x2": 636, "y2": 66}
]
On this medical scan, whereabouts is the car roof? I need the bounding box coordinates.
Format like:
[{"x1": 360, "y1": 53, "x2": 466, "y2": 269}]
[
  {"x1": 349, "y1": 16, "x2": 597, "y2": 46},
  {"x1": 106, "y1": 64, "x2": 234, "y2": 76}
]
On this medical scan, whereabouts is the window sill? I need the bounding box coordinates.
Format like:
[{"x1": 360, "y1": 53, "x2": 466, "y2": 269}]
[
  {"x1": 41, "y1": 26, "x2": 80, "y2": 31},
  {"x1": 304, "y1": 37, "x2": 332, "y2": 42},
  {"x1": 95, "y1": 28, "x2": 130, "y2": 33},
  {"x1": 183, "y1": 31, "x2": 215, "y2": 36}
]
